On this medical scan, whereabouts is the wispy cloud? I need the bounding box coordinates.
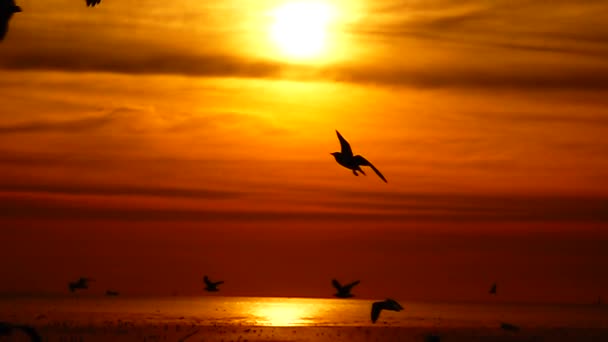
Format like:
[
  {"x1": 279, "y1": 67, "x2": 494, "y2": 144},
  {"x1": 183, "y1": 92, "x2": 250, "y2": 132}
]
[
  {"x1": 1, "y1": 189, "x2": 607, "y2": 223},
  {"x1": 2, "y1": 0, "x2": 608, "y2": 89}
]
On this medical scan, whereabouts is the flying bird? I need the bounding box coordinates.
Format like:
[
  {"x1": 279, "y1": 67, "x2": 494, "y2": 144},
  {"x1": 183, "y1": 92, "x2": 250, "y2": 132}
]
[
  {"x1": 0, "y1": 322, "x2": 41, "y2": 342},
  {"x1": 69, "y1": 277, "x2": 93, "y2": 292},
  {"x1": 105, "y1": 290, "x2": 119, "y2": 296},
  {"x1": 85, "y1": 0, "x2": 101, "y2": 6},
  {"x1": 331, "y1": 130, "x2": 387, "y2": 183},
  {"x1": 371, "y1": 298, "x2": 403, "y2": 323},
  {"x1": 0, "y1": 0, "x2": 21, "y2": 41},
  {"x1": 500, "y1": 322, "x2": 520, "y2": 332},
  {"x1": 203, "y1": 275, "x2": 224, "y2": 292},
  {"x1": 489, "y1": 283, "x2": 497, "y2": 295},
  {"x1": 332, "y1": 279, "x2": 360, "y2": 298}
]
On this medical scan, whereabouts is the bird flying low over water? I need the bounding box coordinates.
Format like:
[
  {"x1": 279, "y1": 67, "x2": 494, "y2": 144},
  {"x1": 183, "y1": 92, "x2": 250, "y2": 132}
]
[
  {"x1": 69, "y1": 277, "x2": 93, "y2": 292},
  {"x1": 489, "y1": 283, "x2": 497, "y2": 295},
  {"x1": 331, "y1": 130, "x2": 387, "y2": 183},
  {"x1": 500, "y1": 322, "x2": 520, "y2": 332},
  {"x1": 203, "y1": 275, "x2": 224, "y2": 292},
  {"x1": 0, "y1": 321, "x2": 41, "y2": 342},
  {"x1": 332, "y1": 279, "x2": 360, "y2": 298},
  {"x1": 371, "y1": 298, "x2": 403, "y2": 323},
  {"x1": 0, "y1": 0, "x2": 21, "y2": 41},
  {"x1": 86, "y1": 0, "x2": 101, "y2": 6}
]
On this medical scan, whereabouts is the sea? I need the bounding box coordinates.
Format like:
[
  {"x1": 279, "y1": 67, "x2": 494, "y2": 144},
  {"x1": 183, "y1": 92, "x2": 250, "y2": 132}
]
[{"x1": 1, "y1": 296, "x2": 607, "y2": 329}]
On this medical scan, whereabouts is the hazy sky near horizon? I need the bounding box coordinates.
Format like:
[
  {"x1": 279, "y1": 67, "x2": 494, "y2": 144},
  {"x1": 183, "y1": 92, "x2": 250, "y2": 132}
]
[{"x1": 1, "y1": 0, "x2": 608, "y2": 303}]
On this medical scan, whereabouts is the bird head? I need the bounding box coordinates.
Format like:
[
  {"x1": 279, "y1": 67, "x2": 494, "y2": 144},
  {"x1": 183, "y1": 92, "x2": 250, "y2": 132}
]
[
  {"x1": 13, "y1": 5, "x2": 22, "y2": 13},
  {"x1": 330, "y1": 152, "x2": 340, "y2": 160}
]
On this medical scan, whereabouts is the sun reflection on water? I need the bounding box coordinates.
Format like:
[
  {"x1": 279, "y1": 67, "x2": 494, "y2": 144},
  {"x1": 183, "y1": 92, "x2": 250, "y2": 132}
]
[{"x1": 246, "y1": 298, "x2": 332, "y2": 326}]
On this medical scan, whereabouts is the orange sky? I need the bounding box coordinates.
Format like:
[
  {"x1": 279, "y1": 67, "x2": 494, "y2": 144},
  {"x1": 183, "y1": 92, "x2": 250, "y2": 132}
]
[{"x1": 1, "y1": 0, "x2": 607, "y2": 304}]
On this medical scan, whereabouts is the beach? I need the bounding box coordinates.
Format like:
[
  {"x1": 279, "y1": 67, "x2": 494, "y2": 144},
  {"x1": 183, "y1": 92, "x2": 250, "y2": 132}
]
[{"x1": 2, "y1": 296, "x2": 607, "y2": 341}]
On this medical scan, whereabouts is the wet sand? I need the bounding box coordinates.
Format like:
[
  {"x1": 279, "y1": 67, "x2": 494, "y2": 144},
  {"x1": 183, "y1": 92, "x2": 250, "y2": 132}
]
[{"x1": 3, "y1": 322, "x2": 608, "y2": 342}]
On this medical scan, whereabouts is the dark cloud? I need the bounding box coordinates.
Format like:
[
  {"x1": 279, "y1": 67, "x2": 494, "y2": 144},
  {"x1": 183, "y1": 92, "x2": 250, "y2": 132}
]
[
  {"x1": 0, "y1": 183, "x2": 240, "y2": 200},
  {"x1": 1, "y1": 191, "x2": 607, "y2": 223}
]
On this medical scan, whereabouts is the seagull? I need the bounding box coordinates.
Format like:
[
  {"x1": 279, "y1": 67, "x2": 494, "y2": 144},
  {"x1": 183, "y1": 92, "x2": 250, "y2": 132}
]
[
  {"x1": 0, "y1": 322, "x2": 41, "y2": 342},
  {"x1": 331, "y1": 130, "x2": 387, "y2": 183},
  {"x1": 371, "y1": 298, "x2": 403, "y2": 323},
  {"x1": 500, "y1": 322, "x2": 519, "y2": 332},
  {"x1": 0, "y1": 0, "x2": 21, "y2": 41},
  {"x1": 332, "y1": 279, "x2": 360, "y2": 298},
  {"x1": 203, "y1": 275, "x2": 224, "y2": 292},
  {"x1": 69, "y1": 277, "x2": 93, "y2": 292},
  {"x1": 105, "y1": 290, "x2": 119, "y2": 296},
  {"x1": 85, "y1": 0, "x2": 101, "y2": 6},
  {"x1": 489, "y1": 283, "x2": 497, "y2": 295}
]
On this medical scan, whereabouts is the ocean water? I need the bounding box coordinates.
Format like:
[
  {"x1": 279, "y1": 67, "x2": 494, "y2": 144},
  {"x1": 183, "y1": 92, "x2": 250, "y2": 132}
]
[{"x1": 1, "y1": 296, "x2": 607, "y2": 329}]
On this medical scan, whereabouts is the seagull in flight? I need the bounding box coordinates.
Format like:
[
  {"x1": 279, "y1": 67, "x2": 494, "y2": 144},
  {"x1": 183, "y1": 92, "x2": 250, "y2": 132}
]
[
  {"x1": 69, "y1": 277, "x2": 93, "y2": 293},
  {"x1": 0, "y1": 322, "x2": 41, "y2": 342},
  {"x1": 371, "y1": 298, "x2": 403, "y2": 323},
  {"x1": 332, "y1": 279, "x2": 360, "y2": 298},
  {"x1": 489, "y1": 283, "x2": 497, "y2": 295},
  {"x1": 0, "y1": 0, "x2": 21, "y2": 41},
  {"x1": 331, "y1": 130, "x2": 387, "y2": 183},
  {"x1": 86, "y1": 0, "x2": 101, "y2": 6},
  {"x1": 203, "y1": 275, "x2": 224, "y2": 292}
]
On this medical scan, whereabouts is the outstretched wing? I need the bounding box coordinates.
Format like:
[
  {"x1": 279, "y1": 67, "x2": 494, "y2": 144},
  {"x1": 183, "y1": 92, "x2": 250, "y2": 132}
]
[
  {"x1": 344, "y1": 280, "x2": 360, "y2": 291},
  {"x1": 0, "y1": 18, "x2": 8, "y2": 41},
  {"x1": 18, "y1": 325, "x2": 42, "y2": 342},
  {"x1": 86, "y1": 0, "x2": 101, "y2": 7},
  {"x1": 213, "y1": 280, "x2": 224, "y2": 286},
  {"x1": 371, "y1": 302, "x2": 383, "y2": 323},
  {"x1": 353, "y1": 155, "x2": 387, "y2": 183},
  {"x1": 335, "y1": 130, "x2": 353, "y2": 158},
  {"x1": 331, "y1": 279, "x2": 342, "y2": 291},
  {"x1": 489, "y1": 283, "x2": 497, "y2": 294}
]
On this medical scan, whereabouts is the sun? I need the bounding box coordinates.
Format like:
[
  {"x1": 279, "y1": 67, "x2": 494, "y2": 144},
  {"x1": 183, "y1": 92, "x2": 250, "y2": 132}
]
[{"x1": 269, "y1": 1, "x2": 336, "y2": 60}]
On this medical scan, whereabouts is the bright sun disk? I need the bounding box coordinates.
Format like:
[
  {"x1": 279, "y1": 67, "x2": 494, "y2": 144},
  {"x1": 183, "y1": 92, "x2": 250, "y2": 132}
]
[{"x1": 270, "y1": 1, "x2": 335, "y2": 60}]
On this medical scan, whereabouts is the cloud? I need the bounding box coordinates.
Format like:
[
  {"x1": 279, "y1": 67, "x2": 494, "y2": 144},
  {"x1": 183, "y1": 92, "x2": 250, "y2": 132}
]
[
  {"x1": 0, "y1": 183, "x2": 240, "y2": 200},
  {"x1": 1, "y1": 190, "x2": 607, "y2": 223},
  {"x1": 0, "y1": 113, "x2": 114, "y2": 134},
  {"x1": 3, "y1": 0, "x2": 608, "y2": 90}
]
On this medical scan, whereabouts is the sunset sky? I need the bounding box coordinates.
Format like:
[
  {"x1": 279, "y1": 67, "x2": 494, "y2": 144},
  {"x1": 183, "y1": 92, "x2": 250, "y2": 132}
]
[{"x1": 1, "y1": 0, "x2": 607, "y2": 304}]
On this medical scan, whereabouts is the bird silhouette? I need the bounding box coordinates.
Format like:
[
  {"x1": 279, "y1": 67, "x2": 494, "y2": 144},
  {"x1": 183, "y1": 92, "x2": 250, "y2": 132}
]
[
  {"x1": 85, "y1": 0, "x2": 101, "y2": 6},
  {"x1": 105, "y1": 290, "x2": 119, "y2": 296},
  {"x1": 489, "y1": 282, "x2": 497, "y2": 295},
  {"x1": 332, "y1": 279, "x2": 360, "y2": 298},
  {"x1": 68, "y1": 277, "x2": 93, "y2": 292},
  {"x1": 371, "y1": 298, "x2": 403, "y2": 323},
  {"x1": 500, "y1": 322, "x2": 520, "y2": 332},
  {"x1": 203, "y1": 275, "x2": 224, "y2": 292},
  {"x1": 0, "y1": 0, "x2": 21, "y2": 41},
  {"x1": 0, "y1": 322, "x2": 41, "y2": 342},
  {"x1": 331, "y1": 130, "x2": 387, "y2": 183}
]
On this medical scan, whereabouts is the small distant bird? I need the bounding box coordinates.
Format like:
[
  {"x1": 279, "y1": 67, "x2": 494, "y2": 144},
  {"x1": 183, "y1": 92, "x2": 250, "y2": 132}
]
[
  {"x1": 332, "y1": 279, "x2": 360, "y2": 298},
  {"x1": 69, "y1": 277, "x2": 93, "y2": 292},
  {"x1": 85, "y1": 0, "x2": 101, "y2": 6},
  {"x1": 371, "y1": 298, "x2": 403, "y2": 323},
  {"x1": 331, "y1": 130, "x2": 387, "y2": 183},
  {"x1": 105, "y1": 290, "x2": 119, "y2": 296},
  {"x1": 0, "y1": 322, "x2": 41, "y2": 342},
  {"x1": 0, "y1": 0, "x2": 21, "y2": 41},
  {"x1": 424, "y1": 334, "x2": 441, "y2": 342},
  {"x1": 500, "y1": 322, "x2": 520, "y2": 332},
  {"x1": 489, "y1": 283, "x2": 497, "y2": 295},
  {"x1": 203, "y1": 275, "x2": 224, "y2": 292}
]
